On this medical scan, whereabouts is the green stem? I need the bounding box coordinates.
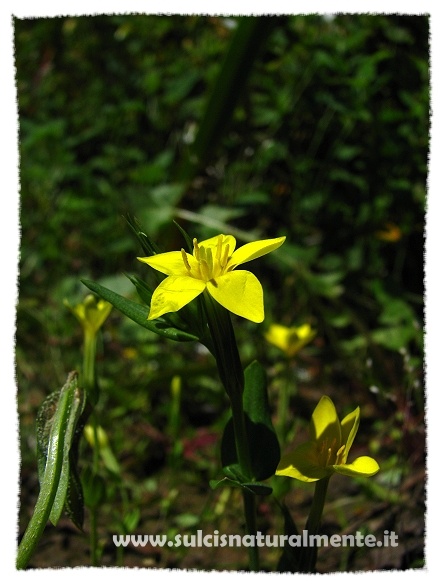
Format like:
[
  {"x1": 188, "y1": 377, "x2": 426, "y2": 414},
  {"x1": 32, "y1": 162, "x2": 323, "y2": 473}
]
[
  {"x1": 243, "y1": 491, "x2": 259, "y2": 572},
  {"x1": 83, "y1": 331, "x2": 98, "y2": 405},
  {"x1": 202, "y1": 292, "x2": 258, "y2": 569},
  {"x1": 277, "y1": 375, "x2": 293, "y2": 444},
  {"x1": 229, "y1": 384, "x2": 252, "y2": 479},
  {"x1": 202, "y1": 292, "x2": 251, "y2": 475},
  {"x1": 17, "y1": 457, "x2": 63, "y2": 569},
  {"x1": 90, "y1": 507, "x2": 99, "y2": 566},
  {"x1": 300, "y1": 475, "x2": 331, "y2": 573},
  {"x1": 83, "y1": 331, "x2": 101, "y2": 565},
  {"x1": 116, "y1": 545, "x2": 124, "y2": 567},
  {"x1": 17, "y1": 471, "x2": 60, "y2": 569},
  {"x1": 90, "y1": 411, "x2": 100, "y2": 474},
  {"x1": 201, "y1": 292, "x2": 244, "y2": 398}
]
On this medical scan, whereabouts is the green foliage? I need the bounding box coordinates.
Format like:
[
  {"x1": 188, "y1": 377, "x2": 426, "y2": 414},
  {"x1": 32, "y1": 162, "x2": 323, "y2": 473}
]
[
  {"x1": 17, "y1": 372, "x2": 86, "y2": 569},
  {"x1": 15, "y1": 15, "x2": 426, "y2": 571},
  {"x1": 82, "y1": 277, "x2": 200, "y2": 342},
  {"x1": 35, "y1": 372, "x2": 86, "y2": 529},
  {"x1": 16, "y1": 15, "x2": 426, "y2": 382},
  {"x1": 221, "y1": 360, "x2": 280, "y2": 482}
]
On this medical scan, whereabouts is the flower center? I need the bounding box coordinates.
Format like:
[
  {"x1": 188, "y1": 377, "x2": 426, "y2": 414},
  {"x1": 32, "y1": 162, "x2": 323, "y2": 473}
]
[
  {"x1": 181, "y1": 236, "x2": 231, "y2": 282},
  {"x1": 319, "y1": 439, "x2": 346, "y2": 467}
]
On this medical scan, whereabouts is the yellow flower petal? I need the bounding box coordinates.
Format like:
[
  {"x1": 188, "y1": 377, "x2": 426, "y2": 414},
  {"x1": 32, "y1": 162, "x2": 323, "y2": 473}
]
[
  {"x1": 340, "y1": 407, "x2": 360, "y2": 461},
  {"x1": 206, "y1": 270, "x2": 264, "y2": 323},
  {"x1": 332, "y1": 456, "x2": 380, "y2": 478},
  {"x1": 148, "y1": 275, "x2": 205, "y2": 320},
  {"x1": 138, "y1": 251, "x2": 189, "y2": 276},
  {"x1": 276, "y1": 442, "x2": 330, "y2": 482},
  {"x1": 227, "y1": 236, "x2": 286, "y2": 269},
  {"x1": 310, "y1": 396, "x2": 341, "y2": 447}
]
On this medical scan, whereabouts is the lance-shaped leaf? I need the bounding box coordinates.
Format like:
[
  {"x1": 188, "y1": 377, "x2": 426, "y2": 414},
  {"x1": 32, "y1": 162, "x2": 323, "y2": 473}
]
[
  {"x1": 17, "y1": 373, "x2": 86, "y2": 569},
  {"x1": 35, "y1": 372, "x2": 86, "y2": 528},
  {"x1": 81, "y1": 278, "x2": 199, "y2": 343}
]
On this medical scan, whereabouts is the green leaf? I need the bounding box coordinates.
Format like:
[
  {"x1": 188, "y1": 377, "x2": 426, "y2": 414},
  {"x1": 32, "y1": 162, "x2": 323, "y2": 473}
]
[
  {"x1": 125, "y1": 214, "x2": 162, "y2": 256},
  {"x1": 125, "y1": 273, "x2": 154, "y2": 307},
  {"x1": 36, "y1": 389, "x2": 60, "y2": 482},
  {"x1": 17, "y1": 373, "x2": 86, "y2": 569},
  {"x1": 209, "y1": 476, "x2": 272, "y2": 496},
  {"x1": 35, "y1": 372, "x2": 87, "y2": 529},
  {"x1": 173, "y1": 220, "x2": 194, "y2": 253},
  {"x1": 308, "y1": 271, "x2": 344, "y2": 298},
  {"x1": 243, "y1": 482, "x2": 273, "y2": 496},
  {"x1": 371, "y1": 325, "x2": 417, "y2": 351},
  {"x1": 221, "y1": 360, "x2": 280, "y2": 482},
  {"x1": 81, "y1": 278, "x2": 199, "y2": 343},
  {"x1": 222, "y1": 463, "x2": 246, "y2": 482}
]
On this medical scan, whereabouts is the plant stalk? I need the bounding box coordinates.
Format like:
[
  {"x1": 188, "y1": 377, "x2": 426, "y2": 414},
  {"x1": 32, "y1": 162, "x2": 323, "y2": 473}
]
[
  {"x1": 300, "y1": 475, "x2": 331, "y2": 573},
  {"x1": 202, "y1": 292, "x2": 258, "y2": 569}
]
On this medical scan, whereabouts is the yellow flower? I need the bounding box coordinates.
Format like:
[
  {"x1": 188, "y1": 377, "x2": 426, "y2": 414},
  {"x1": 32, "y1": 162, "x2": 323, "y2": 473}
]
[
  {"x1": 265, "y1": 323, "x2": 316, "y2": 357},
  {"x1": 84, "y1": 424, "x2": 109, "y2": 449},
  {"x1": 276, "y1": 396, "x2": 379, "y2": 482},
  {"x1": 65, "y1": 295, "x2": 112, "y2": 337},
  {"x1": 137, "y1": 233, "x2": 286, "y2": 323},
  {"x1": 375, "y1": 222, "x2": 402, "y2": 242}
]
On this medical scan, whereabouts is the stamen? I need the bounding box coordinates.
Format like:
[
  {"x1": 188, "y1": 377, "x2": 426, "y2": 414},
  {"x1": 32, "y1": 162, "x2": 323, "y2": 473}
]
[
  {"x1": 326, "y1": 447, "x2": 332, "y2": 467},
  {"x1": 216, "y1": 235, "x2": 223, "y2": 264},
  {"x1": 336, "y1": 445, "x2": 346, "y2": 464},
  {"x1": 205, "y1": 247, "x2": 213, "y2": 277},
  {"x1": 200, "y1": 259, "x2": 210, "y2": 281},
  {"x1": 221, "y1": 243, "x2": 230, "y2": 269},
  {"x1": 181, "y1": 249, "x2": 192, "y2": 273},
  {"x1": 193, "y1": 238, "x2": 200, "y2": 260}
]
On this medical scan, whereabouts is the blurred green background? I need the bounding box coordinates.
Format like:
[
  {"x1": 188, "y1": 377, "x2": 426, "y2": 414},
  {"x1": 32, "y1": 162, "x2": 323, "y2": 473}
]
[{"x1": 15, "y1": 15, "x2": 427, "y2": 571}]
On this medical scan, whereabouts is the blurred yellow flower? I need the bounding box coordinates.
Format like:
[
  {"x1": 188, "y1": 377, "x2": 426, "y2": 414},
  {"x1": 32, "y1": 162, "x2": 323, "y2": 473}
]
[
  {"x1": 84, "y1": 424, "x2": 109, "y2": 449},
  {"x1": 265, "y1": 323, "x2": 316, "y2": 357},
  {"x1": 375, "y1": 222, "x2": 402, "y2": 242},
  {"x1": 122, "y1": 347, "x2": 138, "y2": 360},
  {"x1": 276, "y1": 396, "x2": 379, "y2": 482},
  {"x1": 65, "y1": 295, "x2": 112, "y2": 337},
  {"x1": 138, "y1": 233, "x2": 286, "y2": 323}
]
